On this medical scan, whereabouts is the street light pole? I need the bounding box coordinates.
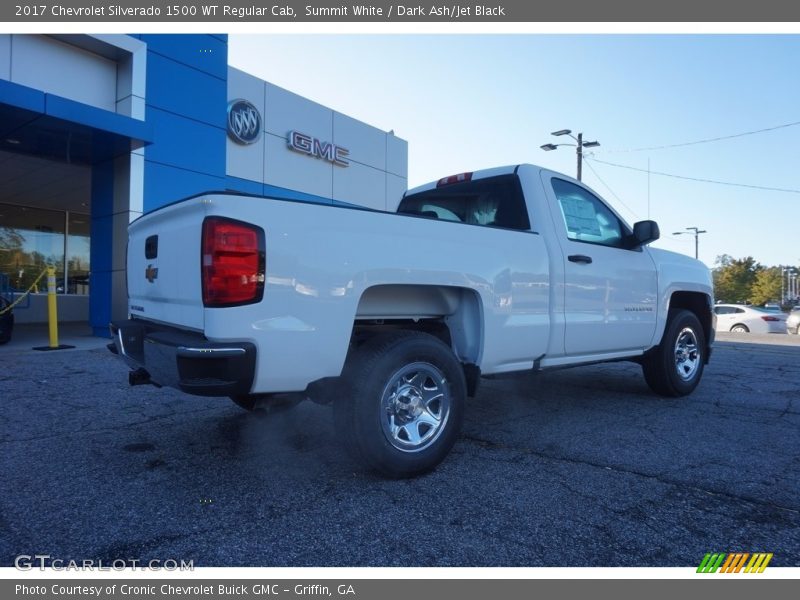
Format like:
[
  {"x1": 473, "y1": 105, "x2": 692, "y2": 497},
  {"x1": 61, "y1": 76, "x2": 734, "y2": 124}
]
[
  {"x1": 782, "y1": 267, "x2": 786, "y2": 304},
  {"x1": 540, "y1": 129, "x2": 600, "y2": 181},
  {"x1": 672, "y1": 227, "x2": 708, "y2": 260}
]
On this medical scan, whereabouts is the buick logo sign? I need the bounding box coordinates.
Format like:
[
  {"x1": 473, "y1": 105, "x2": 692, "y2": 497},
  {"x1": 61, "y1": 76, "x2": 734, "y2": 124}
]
[{"x1": 227, "y1": 99, "x2": 262, "y2": 145}]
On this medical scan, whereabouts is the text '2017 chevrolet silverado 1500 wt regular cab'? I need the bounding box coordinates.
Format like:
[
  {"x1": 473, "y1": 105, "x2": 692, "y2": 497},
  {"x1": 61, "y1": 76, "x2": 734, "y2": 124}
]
[{"x1": 110, "y1": 164, "x2": 714, "y2": 477}]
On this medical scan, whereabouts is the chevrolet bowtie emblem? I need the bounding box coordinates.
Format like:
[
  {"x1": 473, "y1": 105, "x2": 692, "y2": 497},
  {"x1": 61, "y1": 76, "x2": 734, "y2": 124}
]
[{"x1": 145, "y1": 264, "x2": 159, "y2": 283}]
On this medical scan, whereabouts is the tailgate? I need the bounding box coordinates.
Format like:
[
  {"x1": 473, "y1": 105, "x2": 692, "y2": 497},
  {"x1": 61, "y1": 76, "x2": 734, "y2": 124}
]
[{"x1": 127, "y1": 199, "x2": 207, "y2": 330}]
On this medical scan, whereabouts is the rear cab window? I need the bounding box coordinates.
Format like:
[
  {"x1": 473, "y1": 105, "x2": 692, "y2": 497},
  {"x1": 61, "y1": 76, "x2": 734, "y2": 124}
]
[{"x1": 397, "y1": 174, "x2": 531, "y2": 231}]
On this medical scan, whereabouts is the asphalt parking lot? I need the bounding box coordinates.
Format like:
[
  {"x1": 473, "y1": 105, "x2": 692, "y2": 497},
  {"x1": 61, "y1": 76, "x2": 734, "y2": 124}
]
[{"x1": 1, "y1": 332, "x2": 799, "y2": 567}]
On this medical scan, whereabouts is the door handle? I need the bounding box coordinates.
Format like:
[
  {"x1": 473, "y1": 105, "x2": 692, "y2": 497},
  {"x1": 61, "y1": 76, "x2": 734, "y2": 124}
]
[{"x1": 568, "y1": 254, "x2": 593, "y2": 264}]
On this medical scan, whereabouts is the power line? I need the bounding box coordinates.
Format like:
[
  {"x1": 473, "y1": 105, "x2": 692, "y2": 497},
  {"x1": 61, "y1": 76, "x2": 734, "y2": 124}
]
[
  {"x1": 587, "y1": 157, "x2": 800, "y2": 195},
  {"x1": 584, "y1": 161, "x2": 695, "y2": 246},
  {"x1": 660, "y1": 235, "x2": 695, "y2": 246},
  {"x1": 596, "y1": 120, "x2": 800, "y2": 154},
  {"x1": 582, "y1": 159, "x2": 640, "y2": 220}
]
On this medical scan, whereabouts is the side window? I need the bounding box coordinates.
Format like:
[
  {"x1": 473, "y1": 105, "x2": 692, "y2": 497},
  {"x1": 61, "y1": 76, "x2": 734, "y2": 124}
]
[
  {"x1": 734, "y1": 308, "x2": 746, "y2": 314},
  {"x1": 551, "y1": 178, "x2": 625, "y2": 248},
  {"x1": 715, "y1": 306, "x2": 733, "y2": 315}
]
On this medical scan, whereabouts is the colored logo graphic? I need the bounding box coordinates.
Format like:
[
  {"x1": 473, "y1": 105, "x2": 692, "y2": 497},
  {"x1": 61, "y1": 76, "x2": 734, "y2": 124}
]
[{"x1": 697, "y1": 552, "x2": 773, "y2": 573}]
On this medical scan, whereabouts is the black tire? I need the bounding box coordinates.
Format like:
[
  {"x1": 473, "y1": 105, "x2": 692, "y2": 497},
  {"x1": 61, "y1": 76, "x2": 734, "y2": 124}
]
[
  {"x1": 334, "y1": 331, "x2": 466, "y2": 478},
  {"x1": 730, "y1": 324, "x2": 749, "y2": 333},
  {"x1": 642, "y1": 309, "x2": 706, "y2": 397}
]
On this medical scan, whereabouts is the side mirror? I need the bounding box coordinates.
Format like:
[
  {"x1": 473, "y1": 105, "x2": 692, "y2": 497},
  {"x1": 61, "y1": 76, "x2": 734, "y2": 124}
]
[{"x1": 630, "y1": 220, "x2": 660, "y2": 248}]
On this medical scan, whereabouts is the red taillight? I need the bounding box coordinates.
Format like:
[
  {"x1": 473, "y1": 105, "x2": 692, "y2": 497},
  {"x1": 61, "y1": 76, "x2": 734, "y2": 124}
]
[
  {"x1": 761, "y1": 316, "x2": 780, "y2": 322},
  {"x1": 202, "y1": 217, "x2": 264, "y2": 307},
  {"x1": 436, "y1": 172, "x2": 473, "y2": 187}
]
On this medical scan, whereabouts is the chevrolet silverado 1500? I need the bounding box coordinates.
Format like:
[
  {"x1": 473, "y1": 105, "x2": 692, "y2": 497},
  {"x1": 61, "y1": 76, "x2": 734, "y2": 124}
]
[{"x1": 111, "y1": 164, "x2": 714, "y2": 477}]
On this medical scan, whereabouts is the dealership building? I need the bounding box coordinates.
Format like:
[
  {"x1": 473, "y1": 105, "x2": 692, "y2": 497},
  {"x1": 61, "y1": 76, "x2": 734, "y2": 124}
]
[{"x1": 0, "y1": 34, "x2": 408, "y2": 336}]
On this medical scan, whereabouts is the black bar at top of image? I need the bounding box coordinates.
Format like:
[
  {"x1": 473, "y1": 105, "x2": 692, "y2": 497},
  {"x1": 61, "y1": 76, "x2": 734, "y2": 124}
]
[{"x1": 2, "y1": 0, "x2": 800, "y2": 22}]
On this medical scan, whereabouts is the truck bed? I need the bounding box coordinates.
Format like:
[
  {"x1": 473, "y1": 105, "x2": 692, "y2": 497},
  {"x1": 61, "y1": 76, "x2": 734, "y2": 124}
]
[{"x1": 126, "y1": 193, "x2": 551, "y2": 393}]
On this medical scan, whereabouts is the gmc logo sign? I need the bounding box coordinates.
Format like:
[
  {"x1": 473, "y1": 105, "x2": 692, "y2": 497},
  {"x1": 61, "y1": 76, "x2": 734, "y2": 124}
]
[{"x1": 287, "y1": 131, "x2": 350, "y2": 167}]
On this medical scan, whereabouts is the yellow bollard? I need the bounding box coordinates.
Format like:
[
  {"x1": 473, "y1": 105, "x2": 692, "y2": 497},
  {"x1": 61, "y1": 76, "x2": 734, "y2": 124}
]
[
  {"x1": 47, "y1": 266, "x2": 58, "y2": 348},
  {"x1": 32, "y1": 266, "x2": 73, "y2": 351}
]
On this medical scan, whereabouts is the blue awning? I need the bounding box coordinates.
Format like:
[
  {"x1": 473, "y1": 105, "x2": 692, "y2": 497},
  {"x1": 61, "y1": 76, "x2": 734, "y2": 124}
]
[{"x1": 0, "y1": 79, "x2": 152, "y2": 165}]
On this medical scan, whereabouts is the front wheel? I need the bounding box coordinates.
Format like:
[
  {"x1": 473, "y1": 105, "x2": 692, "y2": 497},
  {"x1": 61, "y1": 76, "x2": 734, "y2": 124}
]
[
  {"x1": 334, "y1": 332, "x2": 466, "y2": 478},
  {"x1": 642, "y1": 309, "x2": 706, "y2": 397}
]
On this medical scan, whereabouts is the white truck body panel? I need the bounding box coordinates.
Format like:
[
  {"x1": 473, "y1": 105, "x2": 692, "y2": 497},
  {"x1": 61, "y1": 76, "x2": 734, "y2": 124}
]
[
  {"x1": 121, "y1": 163, "x2": 713, "y2": 395},
  {"x1": 538, "y1": 167, "x2": 659, "y2": 355},
  {"x1": 127, "y1": 199, "x2": 207, "y2": 331},
  {"x1": 129, "y1": 194, "x2": 551, "y2": 392},
  {"x1": 649, "y1": 248, "x2": 717, "y2": 346}
]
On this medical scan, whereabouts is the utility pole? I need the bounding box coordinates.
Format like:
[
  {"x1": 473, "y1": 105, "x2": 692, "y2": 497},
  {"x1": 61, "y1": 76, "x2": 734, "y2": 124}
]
[
  {"x1": 672, "y1": 227, "x2": 708, "y2": 260},
  {"x1": 781, "y1": 267, "x2": 786, "y2": 304},
  {"x1": 540, "y1": 129, "x2": 600, "y2": 181}
]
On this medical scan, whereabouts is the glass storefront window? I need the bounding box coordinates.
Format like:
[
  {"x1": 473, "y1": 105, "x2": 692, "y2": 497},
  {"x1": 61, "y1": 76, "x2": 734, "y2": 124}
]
[
  {"x1": 67, "y1": 212, "x2": 90, "y2": 295},
  {"x1": 0, "y1": 203, "x2": 89, "y2": 295}
]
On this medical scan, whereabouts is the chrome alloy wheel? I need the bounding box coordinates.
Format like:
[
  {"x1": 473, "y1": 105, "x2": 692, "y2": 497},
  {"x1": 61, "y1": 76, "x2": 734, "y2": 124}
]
[
  {"x1": 674, "y1": 327, "x2": 700, "y2": 381},
  {"x1": 380, "y1": 362, "x2": 451, "y2": 453}
]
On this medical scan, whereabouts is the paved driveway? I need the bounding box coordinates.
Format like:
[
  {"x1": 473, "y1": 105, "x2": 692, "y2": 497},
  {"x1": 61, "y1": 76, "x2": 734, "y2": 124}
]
[{"x1": 1, "y1": 333, "x2": 798, "y2": 566}]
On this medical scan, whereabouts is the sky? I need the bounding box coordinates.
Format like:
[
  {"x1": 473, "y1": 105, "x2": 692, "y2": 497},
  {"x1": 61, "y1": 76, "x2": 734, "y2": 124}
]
[{"x1": 229, "y1": 34, "x2": 800, "y2": 269}]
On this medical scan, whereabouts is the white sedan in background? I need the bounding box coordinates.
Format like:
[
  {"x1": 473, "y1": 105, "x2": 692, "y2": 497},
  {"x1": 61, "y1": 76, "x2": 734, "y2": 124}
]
[
  {"x1": 714, "y1": 304, "x2": 787, "y2": 334},
  {"x1": 786, "y1": 307, "x2": 800, "y2": 334}
]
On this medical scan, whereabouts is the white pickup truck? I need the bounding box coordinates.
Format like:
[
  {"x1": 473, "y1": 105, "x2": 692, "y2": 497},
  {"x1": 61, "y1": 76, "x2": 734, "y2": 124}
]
[{"x1": 111, "y1": 164, "x2": 714, "y2": 477}]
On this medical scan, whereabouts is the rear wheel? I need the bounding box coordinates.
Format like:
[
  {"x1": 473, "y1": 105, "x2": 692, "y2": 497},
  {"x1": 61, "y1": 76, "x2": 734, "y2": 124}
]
[
  {"x1": 730, "y1": 324, "x2": 749, "y2": 333},
  {"x1": 642, "y1": 309, "x2": 706, "y2": 397},
  {"x1": 334, "y1": 331, "x2": 466, "y2": 478}
]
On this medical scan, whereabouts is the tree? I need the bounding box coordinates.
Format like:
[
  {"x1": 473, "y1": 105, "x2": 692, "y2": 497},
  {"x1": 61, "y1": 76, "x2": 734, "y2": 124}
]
[
  {"x1": 0, "y1": 226, "x2": 24, "y2": 251},
  {"x1": 749, "y1": 267, "x2": 782, "y2": 305},
  {"x1": 714, "y1": 254, "x2": 734, "y2": 268},
  {"x1": 713, "y1": 256, "x2": 760, "y2": 304},
  {"x1": 0, "y1": 226, "x2": 26, "y2": 288}
]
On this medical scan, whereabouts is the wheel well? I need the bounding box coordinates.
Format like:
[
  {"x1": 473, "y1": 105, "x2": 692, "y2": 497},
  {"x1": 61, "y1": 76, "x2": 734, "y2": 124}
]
[
  {"x1": 669, "y1": 291, "x2": 713, "y2": 348},
  {"x1": 353, "y1": 318, "x2": 453, "y2": 347},
  {"x1": 353, "y1": 284, "x2": 483, "y2": 394}
]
